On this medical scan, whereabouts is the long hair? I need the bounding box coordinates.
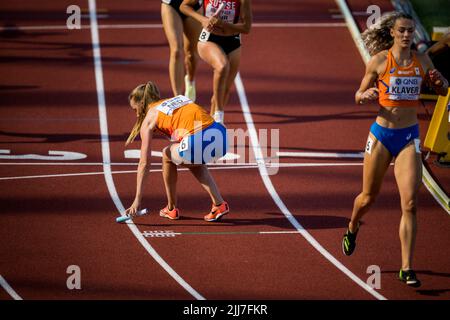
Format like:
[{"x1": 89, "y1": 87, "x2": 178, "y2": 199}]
[
  {"x1": 125, "y1": 81, "x2": 160, "y2": 146},
  {"x1": 362, "y1": 11, "x2": 414, "y2": 56}
]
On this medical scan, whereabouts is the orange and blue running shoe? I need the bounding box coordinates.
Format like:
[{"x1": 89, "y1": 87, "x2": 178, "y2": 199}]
[
  {"x1": 204, "y1": 201, "x2": 229, "y2": 222},
  {"x1": 159, "y1": 206, "x2": 180, "y2": 220}
]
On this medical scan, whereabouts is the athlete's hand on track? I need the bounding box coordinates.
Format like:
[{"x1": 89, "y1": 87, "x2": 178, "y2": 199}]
[
  {"x1": 125, "y1": 200, "x2": 141, "y2": 217},
  {"x1": 361, "y1": 88, "x2": 379, "y2": 103}
]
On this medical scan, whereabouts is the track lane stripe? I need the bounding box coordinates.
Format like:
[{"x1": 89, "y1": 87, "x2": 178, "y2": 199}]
[
  {"x1": 0, "y1": 275, "x2": 22, "y2": 300},
  {"x1": 235, "y1": 73, "x2": 386, "y2": 300},
  {"x1": 88, "y1": 0, "x2": 204, "y2": 300},
  {"x1": 0, "y1": 162, "x2": 366, "y2": 181},
  {"x1": 0, "y1": 22, "x2": 346, "y2": 32}
]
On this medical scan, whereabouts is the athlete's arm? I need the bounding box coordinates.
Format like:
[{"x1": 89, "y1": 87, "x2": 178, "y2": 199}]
[
  {"x1": 417, "y1": 52, "x2": 449, "y2": 96},
  {"x1": 355, "y1": 53, "x2": 384, "y2": 105},
  {"x1": 180, "y1": 0, "x2": 210, "y2": 30},
  {"x1": 213, "y1": 0, "x2": 252, "y2": 36},
  {"x1": 125, "y1": 109, "x2": 158, "y2": 216}
]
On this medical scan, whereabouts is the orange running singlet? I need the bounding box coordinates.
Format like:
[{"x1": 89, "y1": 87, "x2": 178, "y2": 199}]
[
  {"x1": 377, "y1": 49, "x2": 425, "y2": 108},
  {"x1": 151, "y1": 95, "x2": 214, "y2": 141}
]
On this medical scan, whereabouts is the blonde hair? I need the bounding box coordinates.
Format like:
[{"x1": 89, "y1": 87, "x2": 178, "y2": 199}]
[
  {"x1": 125, "y1": 81, "x2": 160, "y2": 146},
  {"x1": 362, "y1": 11, "x2": 414, "y2": 56}
]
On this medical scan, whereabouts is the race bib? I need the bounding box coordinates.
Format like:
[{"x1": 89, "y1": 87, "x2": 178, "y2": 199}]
[
  {"x1": 199, "y1": 29, "x2": 210, "y2": 42},
  {"x1": 179, "y1": 136, "x2": 189, "y2": 152},
  {"x1": 365, "y1": 136, "x2": 374, "y2": 154},
  {"x1": 156, "y1": 95, "x2": 192, "y2": 115},
  {"x1": 388, "y1": 76, "x2": 422, "y2": 101}
]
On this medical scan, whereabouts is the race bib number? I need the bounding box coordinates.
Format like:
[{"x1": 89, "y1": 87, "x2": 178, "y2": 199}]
[
  {"x1": 179, "y1": 136, "x2": 189, "y2": 152},
  {"x1": 199, "y1": 29, "x2": 210, "y2": 42},
  {"x1": 388, "y1": 76, "x2": 422, "y2": 101},
  {"x1": 365, "y1": 136, "x2": 374, "y2": 154},
  {"x1": 156, "y1": 95, "x2": 192, "y2": 115}
]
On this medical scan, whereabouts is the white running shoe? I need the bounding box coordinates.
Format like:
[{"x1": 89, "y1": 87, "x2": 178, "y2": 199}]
[{"x1": 184, "y1": 75, "x2": 196, "y2": 102}]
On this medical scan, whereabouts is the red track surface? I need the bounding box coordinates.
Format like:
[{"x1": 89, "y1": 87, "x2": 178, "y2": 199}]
[{"x1": 1, "y1": 0, "x2": 449, "y2": 301}]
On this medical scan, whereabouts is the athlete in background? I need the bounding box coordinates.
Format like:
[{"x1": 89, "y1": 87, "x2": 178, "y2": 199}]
[
  {"x1": 180, "y1": 0, "x2": 252, "y2": 124},
  {"x1": 161, "y1": 0, "x2": 202, "y2": 101}
]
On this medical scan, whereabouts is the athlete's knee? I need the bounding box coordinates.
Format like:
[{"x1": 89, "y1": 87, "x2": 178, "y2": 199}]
[
  {"x1": 214, "y1": 60, "x2": 230, "y2": 76},
  {"x1": 358, "y1": 192, "x2": 377, "y2": 208},
  {"x1": 401, "y1": 198, "x2": 418, "y2": 215}
]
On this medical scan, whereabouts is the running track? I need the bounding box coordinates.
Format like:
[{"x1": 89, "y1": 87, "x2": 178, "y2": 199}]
[{"x1": 0, "y1": 0, "x2": 449, "y2": 300}]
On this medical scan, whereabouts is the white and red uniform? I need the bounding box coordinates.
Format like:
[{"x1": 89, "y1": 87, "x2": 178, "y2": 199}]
[{"x1": 203, "y1": 0, "x2": 241, "y2": 24}]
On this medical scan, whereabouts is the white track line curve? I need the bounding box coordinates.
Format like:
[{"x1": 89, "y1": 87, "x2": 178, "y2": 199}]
[
  {"x1": 0, "y1": 275, "x2": 22, "y2": 300},
  {"x1": 88, "y1": 0, "x2": 204, "y2": 300},
  {"x1": 0, "y1": 162, "x2": 365, "y2": 181},
  {"x1": 0, "y1": 22, "x2": 346, "y2": 32},
  {"x1": 235, "y1": 73, "x2": 386, "y2": 300}
]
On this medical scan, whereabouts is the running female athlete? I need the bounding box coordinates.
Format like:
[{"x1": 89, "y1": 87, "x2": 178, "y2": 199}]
[
  {"x1": 161, "y1": 0, "x2": 202, "y2": 101},
  {"x1": 180, "y1": 0, "x2": 252, "y2": 124},
  {"x1": 342, "y1": 12, "x2": 448, "y2": 287}
]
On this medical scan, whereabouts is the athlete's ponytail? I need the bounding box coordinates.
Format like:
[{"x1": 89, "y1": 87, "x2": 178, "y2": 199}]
[
  {"x1": 126, "y1": 81, "x2": 160, "y2": 146},
  {"x1": 362, "y1": 11, "x2": 414, "y2": 56}
]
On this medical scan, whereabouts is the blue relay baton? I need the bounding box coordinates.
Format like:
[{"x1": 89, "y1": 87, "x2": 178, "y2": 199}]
[{"x1": 116, "y1": 208, "x2": 148, "y2": 223}]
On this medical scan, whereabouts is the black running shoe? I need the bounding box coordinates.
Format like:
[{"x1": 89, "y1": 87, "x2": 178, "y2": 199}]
[
  {"x1": 342, "y1": 227, "x2": 358, "y2": 256},
  {"x1": 399, "y1": 269, "x2": 421, "y2": 287}
]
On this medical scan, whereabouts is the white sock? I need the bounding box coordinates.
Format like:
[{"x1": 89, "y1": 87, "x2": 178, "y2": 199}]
[
  {"x1": 184, "y1": 75, "x2": 196, "y2": 101},
  {"x1": 213, "y1": 111, "x2": 224, "y2": 124}
]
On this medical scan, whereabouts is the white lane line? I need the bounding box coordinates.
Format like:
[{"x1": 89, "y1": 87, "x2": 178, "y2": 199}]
[
  {"x1": 0, "y1": 150, "x2": 87, "y2": 161},
  {"x1": 235, "y1": 72, "x2": 386, "y2": 300},
  {"x1": 0, "y1": 162, "x2": 145, "y2": 166},
  {"x1": 0, "y1": 162, "x2": 365, "y2": 181},
  {"x1": 422, "y1": 168, "x2": 450, "y2": 214},
  {"x1": 334, "y1": 0, "x2": 371, "y2": 62},
  {"x1": 142, "y1": 230, "x2": 301, "y2": 237},
  {"x1": 0, "y1": 22, "x2": 346, "y2": 32},
  {"x1": 334, "y1": 0, "x2": 449, "y2": 214},
  {"x1": 252, "y1": 22, "x2": 346, "y2": 27},
  {"x1": 88, "y1": 0, "x2": 204, "y2": 300},
  {"x1": 277, "y1": 151, "x2": 364, "y2": 159},
  {"x1": 0, "y1": 275, "x2": 23, "y2": 300},
  {"x1": 0, "y1": 161, "x2": 365, "y2": 167}
]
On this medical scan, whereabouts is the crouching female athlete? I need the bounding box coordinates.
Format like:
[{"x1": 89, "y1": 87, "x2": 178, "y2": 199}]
[
  {"x1": 341, "y1": 12, "x2": 448, "y2": 287},
  {"x1": 124, "y1": 81, "x2": 230, "y2": 222}
]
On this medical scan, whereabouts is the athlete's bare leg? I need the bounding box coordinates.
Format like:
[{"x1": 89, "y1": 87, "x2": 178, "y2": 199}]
[
  {"x1": 197, "y1": 41, "x2": 229, "y2": 115},
  {"x1": 161, "y1": 4, "x2": 185, "y2": 96},
  {"x1": 348, "y1": 133, "x2": 392, "y2": 233},
  {"x1": 394, "y1": 142, "x2": 421, "y2": 271}
]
